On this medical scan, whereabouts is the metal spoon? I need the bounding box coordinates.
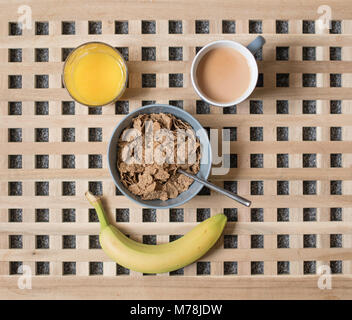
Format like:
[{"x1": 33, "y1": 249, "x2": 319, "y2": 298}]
[{"x1": 178, "y1": 169, "x2": 251, "y2": 207}]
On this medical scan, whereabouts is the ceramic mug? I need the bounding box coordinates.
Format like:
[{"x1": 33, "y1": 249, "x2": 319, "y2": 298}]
[{"x1": 191, "y1": 36, "x2": 265, "y2": 107}]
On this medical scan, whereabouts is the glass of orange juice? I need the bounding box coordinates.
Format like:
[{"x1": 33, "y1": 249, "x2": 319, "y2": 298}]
[{"x1": 63, "y1": 42, "x2": 128, "y2": 107}]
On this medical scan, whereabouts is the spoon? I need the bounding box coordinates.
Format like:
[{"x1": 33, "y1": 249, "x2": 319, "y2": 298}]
[{"x1": 178, "y1": 169, "x2": 251, "y2": 207}]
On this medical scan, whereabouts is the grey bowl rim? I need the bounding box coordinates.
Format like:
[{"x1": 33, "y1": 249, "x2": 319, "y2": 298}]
[{"x1": 107, "y1": 104, "x2": 212, "y2": 209}]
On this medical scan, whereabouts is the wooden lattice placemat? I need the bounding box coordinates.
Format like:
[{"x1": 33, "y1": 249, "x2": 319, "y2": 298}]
[{"x1": 1, "y1": 0, "x2": 352, "y2": 299}]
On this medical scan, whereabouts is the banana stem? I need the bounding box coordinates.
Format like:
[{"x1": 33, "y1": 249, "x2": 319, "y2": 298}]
[{"x1": 85, "y1": 191, "x2": 109, "y2": 229}]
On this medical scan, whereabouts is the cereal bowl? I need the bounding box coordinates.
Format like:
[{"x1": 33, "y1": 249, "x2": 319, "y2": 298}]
[{"x1": 107, "y1": 104, "x2": 212, "y2": 209}]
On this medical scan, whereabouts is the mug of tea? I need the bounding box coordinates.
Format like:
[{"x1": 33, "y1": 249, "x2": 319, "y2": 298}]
[{"x1": 191, "y1": 36, "x2": 265, "y2": 107}]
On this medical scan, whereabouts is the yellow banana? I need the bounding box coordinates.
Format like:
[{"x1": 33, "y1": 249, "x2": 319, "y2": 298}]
[{"x1": 85, "y1": 191, "x2": 227, "y2": 274}]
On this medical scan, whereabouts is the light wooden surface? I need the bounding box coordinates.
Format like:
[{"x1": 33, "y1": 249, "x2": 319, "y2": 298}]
[{"x1": 1, "y1": 0, "x2": 352, "y2": 299}]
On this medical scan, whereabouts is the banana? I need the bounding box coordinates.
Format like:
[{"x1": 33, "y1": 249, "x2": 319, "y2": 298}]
[{"x1": 85, "y1": 191, "x2": 227, "y2": 274}]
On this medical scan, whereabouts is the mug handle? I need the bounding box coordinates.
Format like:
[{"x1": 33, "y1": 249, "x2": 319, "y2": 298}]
[{"x1": 247, "y1": 35, "x2": 266, "y2": 55}]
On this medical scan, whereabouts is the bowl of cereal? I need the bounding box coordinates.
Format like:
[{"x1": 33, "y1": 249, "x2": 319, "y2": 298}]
[{"x1": 107, "y1": 104, "x2": 212, "y2": 209}]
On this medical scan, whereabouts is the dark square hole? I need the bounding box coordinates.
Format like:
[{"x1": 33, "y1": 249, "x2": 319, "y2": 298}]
[
  {"x1": 35, "y1": 22, "x2": 49, "y2": 35},
  {"x1": 63, "y1": 235, "x2": 76, "y2": 249},
  {"x1": 116, "y1": 47, "x2": 129, "y2": 61},
  {"x1": 302, "y1": 47, "x2": 316, "y2": 61},
  {"x1": 303, "y1": 208, "x2": 316, "y2": 221},
  {"x1": 62, "y1": 101, "x2": 75, "y2": 115},
  {"x1": 63, "y1": 262, "x2": 76, "y2": 275},
  {"x1": 223, "y1": 127, "x2": 237, "y2": 141},
  {"x1": 276, "y1": 20, "x2": 288, "y2": 33},
  {"x1": 89, "y1": 208, "x2": 98, "y2": 222},
  {"x1": 9, "y1": 209, "x2": 22, "y2": 222},
  {"x1": 303, "y1": 100, "x2": 316, "y2": 114},
  {"x1": 115, "y1": 21, "x2": 128, "y2": 34},
  {"x1": 197, "y1": 261, "x2": 210, "y2": 275},
  {"x1": 142, "y1": 20, "x2": 156, "y2": 34},
  {"x1": 169, "y1": 208, "x2": 184, "y2": 222},
  {"x1": 222, "y1": 20, "x2": 236, "y2": 33},
  {"x1": 9, "y1": 75, "x2": 22, "y2": 89},
  {"x1": 251, "y1": 235, "x2": 264, "y2": 248},
  {"x1": 142, "y1": 47, "x2": 156, "y2": 61},
  {"x1": 62, "y1": 181, "x2": 75, "y2": 196},
  {"x1": 224, "y1": 235, "x2": 237, "y2": 249},
  {"x1": 10, "y1": 262, "x2": 23, "y2": 275},
  {"x1": 303, "y1": 181, "x2": 316, "y2": 195},
  {"x1": 142, "y1": 209, "x2": 156, "y2": 222},
  {"x1": 62, "y1": 21, "x2": 75, "y2": 35},
  {"x1": 88, "y1": 21, "x2": 102, "y2": 34},
  {"x1": 88, "y1": 107, "x2": 102, "y2": 115},
  {"x1": 9, "y1": 48, "x2": 22, "y2": 62},
  {"x1": 36, "y1": 155, "x2": 49, "y2": 169},
  {"x1": 276, "y1": 47, "x2": 289, "y2": 61},
  {"x1": 116, "y1": 209, "x2": 129, "y2": 222},
  {"x1": 303, "y1": 74, "x2": 316, "y2": 87},
  {"x1": 303, "y1": 154, "x2": 316, "y2": 168},
  {"x1": 116, "y1": 263, "x2": 130, "y2": 275},
  {"x1": 89, "y1": 128, "x2": 102, "y2": 142},
  {"x1": 169, "y1": 100, "x2": 183, "y2": 109},
  {"x1": 35, "y1": 101, "x2": 49, "y2": 115},
  {"x1": 331, "y1": 180, "x2": 342, "y2": 195},
  {"x1": 223, "y1": 105, "x2": 237, "y2": 114},
  {"x1": 276, "y1": 73, "x2": 289, "y2": 87},
  {"x1": 256, "y1": 73, "x2": 264, "y2": 87},
  {"x1": 35, "y1": 75, "x2": 49, "y2": 88},
  {"x1": 251, "y1": 181, "x2": 264, "y2": 195},
  {"x1": 35, "y1": 48, "x2": 49, "y2": 62},
  {"x1": 169, "y1": 235, "x2": 182, "y2": 242},
  {"x1": 277, "y1": 234, "x2": 289, "y2": 248},
  {"x1": 330, "y1": 153, "x2": 342, "y2": 168},
  {"x1": 36, "y1": 235, "x2": 49, "y2": 249},
  {"x1": 169, "y1": 73, "x2": 183, "y2": 87},
  {"x1": 251, "y1": 208, "x2": 264, "y2": 222},
  {"x1": 224, "y1": 261, "x2": 237, "y2": 275},
  {"x1": 249, "y1": 20, "x2": 262, "y2": 33},
  {"x1": 9, "y1": 128, "x2": 22, "y2": 142},
  {"x1": 8, "y1": 155, "x2": 22, "y2": 169},
  {"x1": 89, "y1": 181, "x2": 103, "y2": 196},
  {"x1": 250, "y1": 154, "x2": 263, "y2": 168},
  {"x1": 330, "y1": 47, "x2": 342, "y2": 61},
  {"x1": 250, "y1": 100, "x2": 263, "y2": 114},
  {"x1": 277, "y1": 181, "x2": 289, "y2": 195},
  {"x1": 9, "y1": 22, "x2": 22, "y2": 36},
  {"x1": 330, "y1": 21, "x2": 341, "y2": 34},
  {"x1": 197, "y1": 208, "x2": 210, "y2": 222},
  {"x1": 115, "y1": 101, "x2": 129, "y2": 114},
  {"x1": 36, "y1": 262, "x2": 50, "y2": 275},
  {"x1": 63, "y1": 208, "x2": 75, "y2": 222},
  {"x1": 142, "y1": 74, "x2": 156, "y2": 88},
  {"x1": 224, "y1": 208, "x2": 238, "y2": 222},
  {"x1": 330, "y1": 100, "x2": 341, "y2": 114},
  {"x1": 9, "y1": 182, "x2": 22, "y2": 196},
  {"x1": 278, "y1": 261, "x2": 290, "y2": 274},
  {"x1": 224, "y1": 181, "x2": 237, "y2": 194},
  {"x1": 9, "y1": 235, "x2": 22, "y2": 249},
  {"x1": 89, "y1": 262, "x2": 103, "y2": 275},
  {"x1": 196, "y1": 100, "x2": 210, "y2": 114},
  {"x1": 35, "y1": 181, "x2": 49, "y2": 196},
  {"x1": 89, "y1": 235, "x2": 101, "y2": 249},
  {"x1": 330, "y1": 261, "x2": 342, "y2": 274},
  {"x1": 331, "y1": 208, "x2": 342, "y2": 221},
  {"x1": 169, "y1": 47, "x2": 183, "y2": 61},
  {"x1": 89, "y1": 154, "x2": 102, "y2": 169},
  {"x1": 304, "y1": 234, "x2": 316, "y2": 248},
  {"x1": 250, "y1": 127, "x2": 263, "y2": 141},
  {"x1": 62, "y1": 154, "x2": 75, "y2": 169},
  {"x1": 35, "y1": 128, "x2": 49, "y2": 142},
  {"x1": 330, "y1": 127, "x2": 342, "y2": 141},
  {"x1": 303, "y1": 20, "x2": 315, "y2": 34},
  {"x1": 142, "y1": 100, "x2": 156, "y2": 106},
  {"x1": 330, "y1": 74, "x2": 342, "y2": 87},
  {"x1": 277, "y1": 127, "x2": 289, "y2": 141},
  {"x1": 330, "y1": 234, "x2": 342, "y2": 248},
  {"x1": 251, "y1": 261, "x2": 264, "y2": 275},
  {"x1": 230, "y1": 154, "x2": 238, "y2": 168},
  {"x1": 277, "y1": 208, "x2": 289, "y2": 222},
  {"x1": 143, "y1": 235, "x2": 156, "y2": 245},
  {"x1": 8, "y1": 101, "x2": 22, "y2": 115},
  {"x1": 195, "y1": 20, "x2": 209, "y2": 33},
  {"x1": 277, "y1": 100, "x2": 289, "y2": 114},
  {"x1": 196, "y1": 46, "x2": 203, "y2": 54},
  {"x1": 169, "y1": 20, "x2": 182, "y2": 34},
  {"x1": 303, "y1": 127, "x2": 316, "y2": 141},
  {"x1": 41, "y1": 214, "x2": 55, "y2": 230},
  {"x1": 62, "y1": 48, "x2": 74, "y2": 61},
  {"x1": 198, "y1": 186, "x2": 211, "y2": 196}
]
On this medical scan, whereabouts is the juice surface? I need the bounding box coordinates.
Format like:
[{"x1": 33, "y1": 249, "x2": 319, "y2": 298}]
[{"x1": 64, "y1": 42, "x2": 127, "y2": 106}]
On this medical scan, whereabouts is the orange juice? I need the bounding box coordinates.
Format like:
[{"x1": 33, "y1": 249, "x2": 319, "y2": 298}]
[{"x1": 63, "y1": 42, "x2": 127, "y2": 106}]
